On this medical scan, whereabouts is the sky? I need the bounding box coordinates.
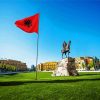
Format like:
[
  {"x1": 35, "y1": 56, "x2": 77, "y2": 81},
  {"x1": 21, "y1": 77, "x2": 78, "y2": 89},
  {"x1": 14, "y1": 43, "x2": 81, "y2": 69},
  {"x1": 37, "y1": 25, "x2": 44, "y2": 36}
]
[{"x1": 0, "y1": 0, "x2": 100, "y2": 68}]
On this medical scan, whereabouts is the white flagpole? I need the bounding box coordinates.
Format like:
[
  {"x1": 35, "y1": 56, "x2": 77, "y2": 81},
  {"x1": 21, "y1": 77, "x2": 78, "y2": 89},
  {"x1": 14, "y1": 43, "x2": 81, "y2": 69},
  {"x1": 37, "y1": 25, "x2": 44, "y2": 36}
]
[
  {"x1": 35, "y1": 14, "x2": 39, "y2": 80},
  {"x1": 35, "y1": 34, "x2": 39, "y2": 80}
]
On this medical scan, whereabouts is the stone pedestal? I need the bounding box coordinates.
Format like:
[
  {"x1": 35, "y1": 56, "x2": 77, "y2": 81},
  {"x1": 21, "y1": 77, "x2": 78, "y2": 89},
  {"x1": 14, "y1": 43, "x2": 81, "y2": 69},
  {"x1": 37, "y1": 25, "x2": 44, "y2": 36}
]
[{"x1": 52, "y1": 57, "x2": 79, "y2": 76}]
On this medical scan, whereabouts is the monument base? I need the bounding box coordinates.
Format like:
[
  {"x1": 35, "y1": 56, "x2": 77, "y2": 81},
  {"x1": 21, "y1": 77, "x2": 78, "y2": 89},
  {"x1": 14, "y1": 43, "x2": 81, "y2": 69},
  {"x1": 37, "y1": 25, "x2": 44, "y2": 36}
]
[{"x1": 52, "y1": 57, "x2": 79, "y2": 76}]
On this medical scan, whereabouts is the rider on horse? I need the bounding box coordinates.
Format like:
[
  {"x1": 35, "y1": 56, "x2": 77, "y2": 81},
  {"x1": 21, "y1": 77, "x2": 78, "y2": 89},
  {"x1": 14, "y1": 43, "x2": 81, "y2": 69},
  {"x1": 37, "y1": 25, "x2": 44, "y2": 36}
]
[{"x1": 61, "y1": 40, "x2": 71, "y2": 58}]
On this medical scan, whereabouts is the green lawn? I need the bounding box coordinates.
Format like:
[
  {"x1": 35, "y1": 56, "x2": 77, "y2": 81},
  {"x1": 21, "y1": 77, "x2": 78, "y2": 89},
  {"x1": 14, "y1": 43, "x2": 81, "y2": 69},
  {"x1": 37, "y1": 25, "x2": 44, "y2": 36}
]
[{"x1": 0, "y1": 72, "x2": 100, "y2": 100}]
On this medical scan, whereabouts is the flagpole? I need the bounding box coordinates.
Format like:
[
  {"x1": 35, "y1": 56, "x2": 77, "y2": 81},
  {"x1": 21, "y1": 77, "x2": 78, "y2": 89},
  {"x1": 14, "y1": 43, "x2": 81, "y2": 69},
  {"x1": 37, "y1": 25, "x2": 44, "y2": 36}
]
[
  {"x1": 35, "y1": 33, "x2": 39, "y2": 80},
  {"x1": 35, "y1": 14, "x2": 39, "y2": 80}
]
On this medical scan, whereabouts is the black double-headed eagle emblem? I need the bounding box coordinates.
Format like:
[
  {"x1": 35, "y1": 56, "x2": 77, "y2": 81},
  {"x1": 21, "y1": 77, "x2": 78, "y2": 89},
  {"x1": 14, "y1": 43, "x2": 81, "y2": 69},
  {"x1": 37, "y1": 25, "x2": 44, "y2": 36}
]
[{"x1": 24, "y1": 19, "x2": 32, "y2": 27}]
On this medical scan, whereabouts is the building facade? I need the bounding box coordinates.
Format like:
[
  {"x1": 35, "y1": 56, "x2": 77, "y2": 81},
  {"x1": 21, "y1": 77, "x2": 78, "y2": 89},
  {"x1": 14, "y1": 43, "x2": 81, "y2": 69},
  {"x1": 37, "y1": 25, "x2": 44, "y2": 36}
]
[
  {"x1": 0, "y1": 59, "x2": 27, "y2": 71},
  {"x1": 75, "y1": 57, "x2": 95, "y2": 70},
  {"x1": 37, "y1": 57, "x2": 100, "y2": 71},
  {"x1": 38, "y1": 62, "x2": 58, "y2": 71}
]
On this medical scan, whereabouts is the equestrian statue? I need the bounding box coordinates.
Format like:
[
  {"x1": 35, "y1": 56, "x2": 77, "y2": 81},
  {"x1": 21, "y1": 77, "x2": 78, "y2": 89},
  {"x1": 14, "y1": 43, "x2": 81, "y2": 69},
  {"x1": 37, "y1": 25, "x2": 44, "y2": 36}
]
[{"x1": 61, "y1": 40, "x2": 71, "y2": 58}]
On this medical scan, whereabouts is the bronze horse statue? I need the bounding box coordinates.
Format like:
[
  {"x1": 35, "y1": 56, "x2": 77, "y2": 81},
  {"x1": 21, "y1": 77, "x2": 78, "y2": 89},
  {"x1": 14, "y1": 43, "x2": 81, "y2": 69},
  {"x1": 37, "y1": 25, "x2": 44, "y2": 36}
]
[{"x1": 61, "y1": 40, "x2": 71, "y2": 58}]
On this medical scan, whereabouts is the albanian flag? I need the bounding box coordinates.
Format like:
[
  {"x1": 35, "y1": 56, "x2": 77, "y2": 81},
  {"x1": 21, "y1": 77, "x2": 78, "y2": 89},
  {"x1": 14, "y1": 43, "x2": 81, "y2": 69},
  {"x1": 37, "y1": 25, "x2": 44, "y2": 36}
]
[{"x1": 15, "y1": 13, "x2": 39, "y2": 34}]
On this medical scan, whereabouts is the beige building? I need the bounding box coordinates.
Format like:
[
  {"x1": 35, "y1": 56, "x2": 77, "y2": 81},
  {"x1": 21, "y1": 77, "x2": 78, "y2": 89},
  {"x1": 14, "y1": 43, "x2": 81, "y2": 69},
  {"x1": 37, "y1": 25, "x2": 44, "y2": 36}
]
[
  {"x1": 75, "y1": 57, "x2": 86, "y2": 70},
  {"x1": 38, "y1": 62, "x2": 58, "y2": 71},
  {"x1": 75, "y1": 57, "x2": 94, "y2": 70}
]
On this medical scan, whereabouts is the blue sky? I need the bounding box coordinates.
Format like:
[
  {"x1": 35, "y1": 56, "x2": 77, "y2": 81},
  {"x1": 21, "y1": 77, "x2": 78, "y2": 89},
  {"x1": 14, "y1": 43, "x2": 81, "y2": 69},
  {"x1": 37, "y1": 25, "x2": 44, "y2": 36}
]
[{"x1": 0, "y1": 0, "x2": 100, "y2": 67}]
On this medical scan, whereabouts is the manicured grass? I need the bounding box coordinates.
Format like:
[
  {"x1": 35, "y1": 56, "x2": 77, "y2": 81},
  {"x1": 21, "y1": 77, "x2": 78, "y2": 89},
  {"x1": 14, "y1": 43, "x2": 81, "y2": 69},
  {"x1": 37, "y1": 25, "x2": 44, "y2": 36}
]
[{"x1": 0, "y1": 72, "x2": 100, "y2": 100}]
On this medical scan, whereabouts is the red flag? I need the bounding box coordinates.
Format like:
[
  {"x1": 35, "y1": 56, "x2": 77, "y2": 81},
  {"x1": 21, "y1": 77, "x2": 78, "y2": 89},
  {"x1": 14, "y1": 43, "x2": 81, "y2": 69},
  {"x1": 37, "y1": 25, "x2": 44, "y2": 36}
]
[{"x1": 15, "y1": 13, "x2": 39, "y2": 34}]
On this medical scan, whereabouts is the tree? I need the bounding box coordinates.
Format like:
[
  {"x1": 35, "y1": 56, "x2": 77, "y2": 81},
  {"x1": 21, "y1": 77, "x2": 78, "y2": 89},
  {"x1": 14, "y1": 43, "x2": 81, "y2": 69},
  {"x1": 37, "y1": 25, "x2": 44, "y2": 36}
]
[
  {"x1": 82, "y1": 62, "x2": 85, "y2": 69},
  {"x1": 88, "y1": 60, "x2": 94, "y2": 69},
  {"x1": 94, "y1": 57, "x2": 100, "y2": 70},
  {"x1": 30, "y1": 65, "x2": 36, "y2": 71}
]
